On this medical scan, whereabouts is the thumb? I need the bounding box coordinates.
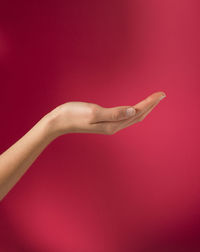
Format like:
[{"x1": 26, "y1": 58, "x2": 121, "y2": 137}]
[{"x1": 97, "y1": 106, "x2": 136, "y2": 122}]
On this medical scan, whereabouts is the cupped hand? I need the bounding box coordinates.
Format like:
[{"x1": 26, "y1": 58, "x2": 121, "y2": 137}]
[{"x1": 47, "y1": 91, "x2": 166, "y2": 137}]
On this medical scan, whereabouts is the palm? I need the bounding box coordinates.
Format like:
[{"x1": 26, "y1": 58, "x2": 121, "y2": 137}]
[{"x1": 49, "y1": 92, "x2": 166, "y2": 136}]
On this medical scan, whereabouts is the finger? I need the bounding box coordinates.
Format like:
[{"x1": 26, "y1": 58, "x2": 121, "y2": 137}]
[
  {"x1": 90, "y1": 99, "x2": 158, "y2": 134},
  {"x1": 94, "y1": 105, "x2": 137, "y2": 123},
  {"x1": 89, "y1": 91, "x2": 166, "y2": 134},
  {"x1": 93, "y1": 91, "x2": 166, "y2": 123},
  {"x1": 118, "y1": 98, "x2": 161, "y2": 131},
  {"x1": 89, "y1": 98, "x2": 162, "y2": 135},
  {"x1": 132, "y1": 91, "x2": 166, "y2": 117}
]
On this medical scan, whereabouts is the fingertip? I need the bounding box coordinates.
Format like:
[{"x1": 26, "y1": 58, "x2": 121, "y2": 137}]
[
  {"x1": 151, "y1": 91, "x2": 166, "y2": 101},
  {"x1": 159, "y1": 92, "x2": 167, "y2": 100},
  {"x1": 158, "y1": 91, "x2": 167, "y2": 97}
]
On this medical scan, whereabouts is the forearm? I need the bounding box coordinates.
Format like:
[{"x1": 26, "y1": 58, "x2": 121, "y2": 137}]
[{"x1": 0, "y1": 113, "x2": 58, "y2": 201}]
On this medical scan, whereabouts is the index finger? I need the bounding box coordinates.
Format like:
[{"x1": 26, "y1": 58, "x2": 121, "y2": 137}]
[{"x1": 132, "y1": 91, "x2": 166, "y2": 116}]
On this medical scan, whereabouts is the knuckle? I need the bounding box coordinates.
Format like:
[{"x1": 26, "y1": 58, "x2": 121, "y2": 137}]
[
  {"x1": 112, "y1": 110, "x2": 121, "y2": 121},
  {"x1": 88, "y1": 106, "x2": 99, "y2": 121},
  {"x1": 146, "y1": 96, "x2": 153, "y2": 103},
  {"x1": 111, "y1": 112, "x2": 118, "y2": 121}
]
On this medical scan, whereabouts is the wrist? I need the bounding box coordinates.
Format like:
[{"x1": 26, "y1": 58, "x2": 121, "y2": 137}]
[
  {"x1": 41, "y1": 108, "x2": 70, "y2": 140},
  {"x1": 40, "y1": 112, "x2": 60, "y2": 141}
]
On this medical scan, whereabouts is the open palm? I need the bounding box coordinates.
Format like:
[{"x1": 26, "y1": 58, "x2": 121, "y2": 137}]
[{"x1": 48, "y1": 91, "x2": 166, "y2": 136}]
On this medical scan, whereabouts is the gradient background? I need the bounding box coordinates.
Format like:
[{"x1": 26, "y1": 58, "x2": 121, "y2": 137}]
[{"x1": 0, "y1": 0, "x2": 200, "y2": 251}]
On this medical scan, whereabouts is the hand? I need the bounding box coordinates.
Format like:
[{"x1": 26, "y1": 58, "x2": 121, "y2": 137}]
[
  {"x1": 0, "y1": 91, "x2": 166, "y2": 200},
  {"x1": 47, "y1": 91, "x2": 166, "y2": 137}
]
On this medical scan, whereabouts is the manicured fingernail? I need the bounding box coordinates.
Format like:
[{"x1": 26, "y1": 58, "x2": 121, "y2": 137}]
[
  {"x1": 159, "y1": 94, "x2": 166, "y2": 100},
  {"x1": 126, "y1": 107, "x2": 136, "y2": 117}
]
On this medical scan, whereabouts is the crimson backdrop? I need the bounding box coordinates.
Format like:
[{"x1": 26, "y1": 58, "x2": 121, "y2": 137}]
[{"x1": 0, "y1": 1, "x2": 200, "y2": 251}]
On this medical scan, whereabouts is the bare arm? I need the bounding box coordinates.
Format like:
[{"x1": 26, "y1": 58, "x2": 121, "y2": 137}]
[
  {"x1": 0, "y1": 114, "x2": 57, "y2": 201},
  {"x1": 0, "y1": 91, "x2": 166, "y2": 201}
]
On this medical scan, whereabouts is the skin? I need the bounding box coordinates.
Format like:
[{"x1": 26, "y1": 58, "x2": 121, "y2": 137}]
[{"x1": 0, "y1": 91, "x2": 166, "y2": 201}]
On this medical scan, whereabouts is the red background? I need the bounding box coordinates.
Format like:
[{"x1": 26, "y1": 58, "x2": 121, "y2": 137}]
[{"x1": 0, "y1": 0, "x2": 200, "y2": 251}]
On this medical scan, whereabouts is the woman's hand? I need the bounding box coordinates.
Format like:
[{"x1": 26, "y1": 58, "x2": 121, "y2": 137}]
[
  {"x1": 0, "y1": 91, "x2": 166, "y2": 201},
  {"x1": 47, "y1": 91, "x2": 166, "y2": 137}
]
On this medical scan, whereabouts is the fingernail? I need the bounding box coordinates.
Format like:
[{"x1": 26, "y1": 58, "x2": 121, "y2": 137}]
[
  {"x1": 159, "y1": 94, "x2": 166, "y2": 100},
  {"x1": 126, "y1": 107, "x2": 136, "y2": 117}
]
